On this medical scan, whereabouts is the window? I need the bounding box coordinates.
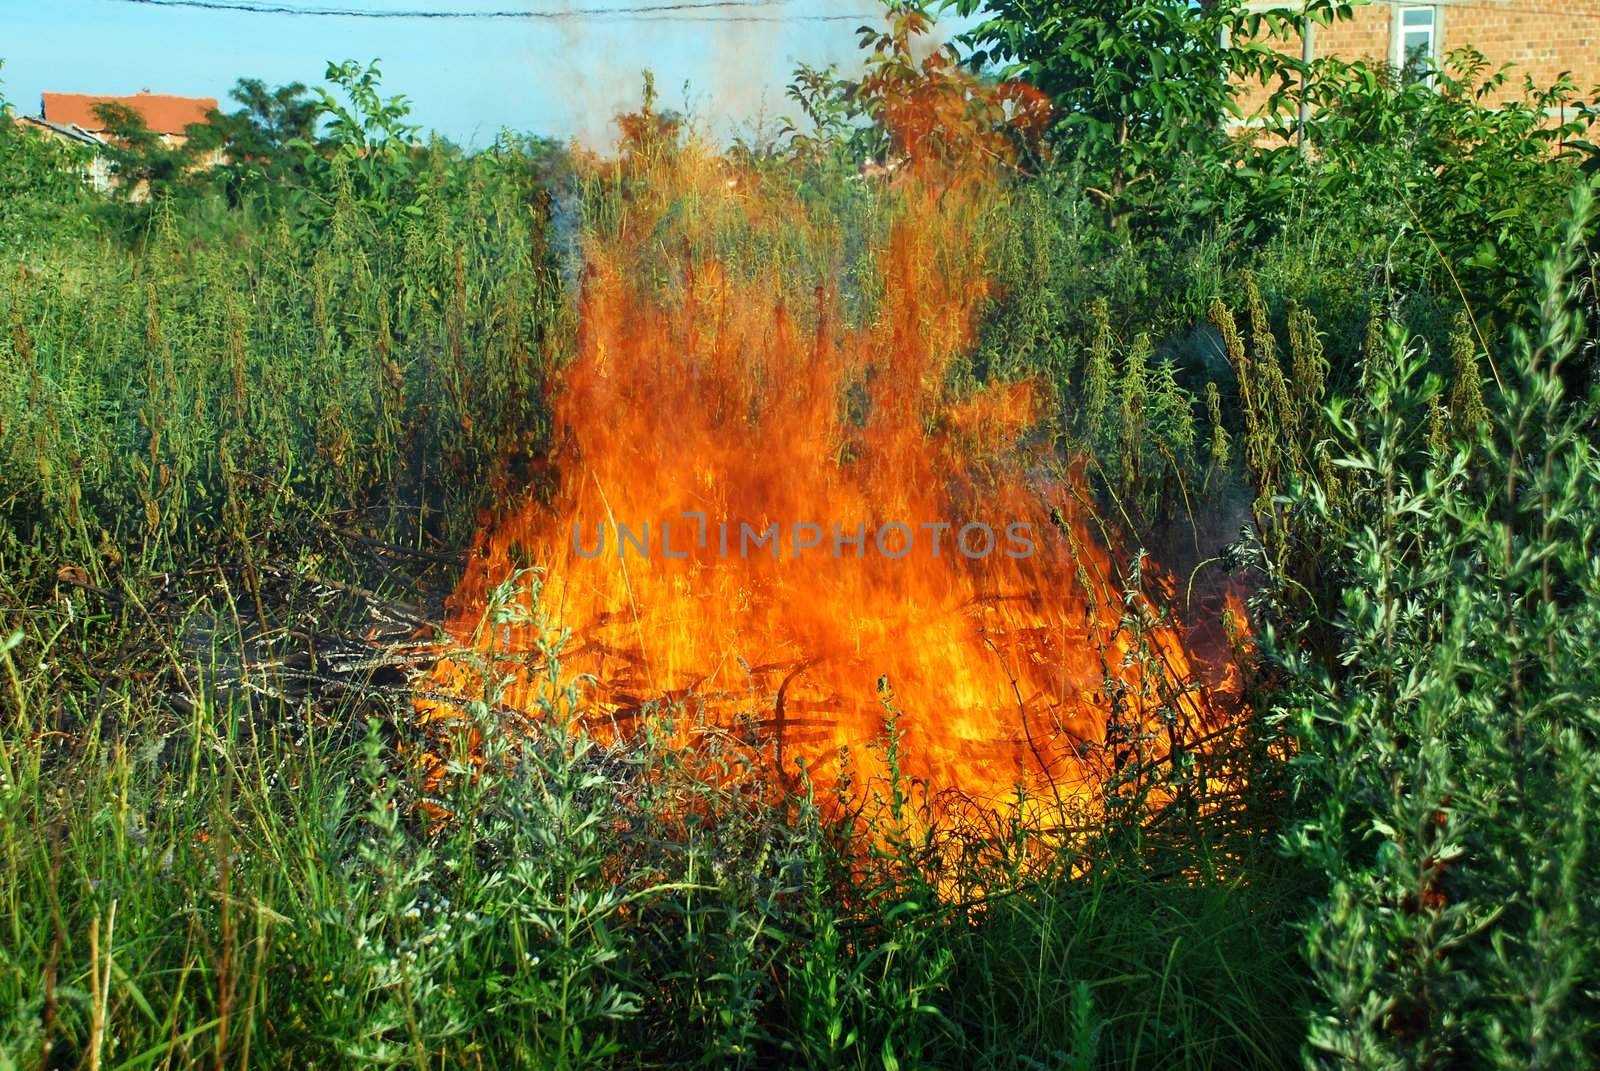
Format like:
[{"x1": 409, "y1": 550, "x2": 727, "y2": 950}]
[{"x1": 1397, "y1": 6, "x2": 1439, "y2": 84}]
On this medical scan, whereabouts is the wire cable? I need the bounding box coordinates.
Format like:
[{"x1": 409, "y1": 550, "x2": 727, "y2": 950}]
[{"x1": 104, "y1": 0, "x2": 877, "y2": 21}]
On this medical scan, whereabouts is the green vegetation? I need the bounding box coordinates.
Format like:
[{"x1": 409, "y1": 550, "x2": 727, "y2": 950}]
[
  {"x1": 1280, "y1": 190, "x2": 1600, "y2": 1067},
  {"x1": 2, "y1": 3, "x2": 1599, "y2": 1067}
]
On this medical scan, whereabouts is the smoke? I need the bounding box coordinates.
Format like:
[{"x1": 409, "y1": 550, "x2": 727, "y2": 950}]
[
  {"x1": 546, "y1": 6, "x2": 638, "y2": 149},
  {"x1": 701, "y1": 0, "x2": 861, "y2": 142},
  {"x1": 516, "y1": 0, "x2": 918, "y2": 151}
]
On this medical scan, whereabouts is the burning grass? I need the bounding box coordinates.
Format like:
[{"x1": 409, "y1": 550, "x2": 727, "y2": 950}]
[{"x1": 420, "y1": 112, "x2": 1254, "y2": 842}]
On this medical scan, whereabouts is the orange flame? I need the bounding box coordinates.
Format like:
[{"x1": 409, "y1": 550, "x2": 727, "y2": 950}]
[{"x1": 421, "y1": 60, "x2": 1241, "y2": 830}]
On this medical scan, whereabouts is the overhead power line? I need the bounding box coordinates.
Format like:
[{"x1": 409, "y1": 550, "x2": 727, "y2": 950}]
[{"x1": 106, "y1": 0, "x2": 877, "y2": 20}]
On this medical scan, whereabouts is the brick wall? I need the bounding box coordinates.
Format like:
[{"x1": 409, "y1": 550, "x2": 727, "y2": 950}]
[
  {"x1": 1233, "y1": 2, "x2": 1600, "y2": 119},
  {"x1": 1443, "y1": 1, "x2": 1600, "y2": 94}
]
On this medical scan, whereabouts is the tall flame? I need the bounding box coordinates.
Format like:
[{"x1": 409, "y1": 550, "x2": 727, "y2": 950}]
[{"x1": 423, "y1": 79, "x2": 1241, "y2": 824}]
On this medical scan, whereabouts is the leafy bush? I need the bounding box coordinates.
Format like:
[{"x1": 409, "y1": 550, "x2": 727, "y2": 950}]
[
  {"x1": 1289, "y1": 48, "x2": 1591, "y2": 321},
  {"x1": 0, "y1": 64, "x2": 100, "y2": 251},
  {"x1": 1276, "y1": 185, "x2": 1600, "y2": 1067}
]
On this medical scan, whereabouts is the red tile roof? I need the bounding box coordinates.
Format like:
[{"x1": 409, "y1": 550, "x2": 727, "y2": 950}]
[{"x1": 41, "y1": 91, "x2": 218, "y2": 136}]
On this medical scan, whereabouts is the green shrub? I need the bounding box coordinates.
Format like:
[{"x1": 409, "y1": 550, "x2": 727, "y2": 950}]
[{"x1": 1278, "y1": 184, "x2": 1600, "y2": 1067}]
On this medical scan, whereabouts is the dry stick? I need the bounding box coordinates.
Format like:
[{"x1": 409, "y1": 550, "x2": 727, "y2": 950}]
[
  {"x1": 980, "y1": 631, "x2": 1066, "y2": 817},
  {"x1": 1183, "y1": 556, "x2": 1226, "y2": 617},
  {"x1": 328, "y1": 525, "x2": 465, "y2": 566},
  {"x1": 102, "y1": 900, "x2": 117, "y2": 1045},
  {"x1": 302, "y1": 573, "x2": 432, "y2": 630},
  {"x1": 87, "y1": 915, "x2": 99, "y2": 1071},
  {"x1": 116, "y1": 575, "x2": 197, "y2": 699},
  {"x1": 49, "y1": 573, "x2": 123, "y2": 604},
  {"x1": 237, "y1": 905, "x2": 270, "y2": 1071},
  {"x1": 772, "y1": 656, "x2": 831, "y2": 787},
  {"x1": 350, "y1": 545, "x2": 435, "y2": 618},
  {"x1": 87, "y1": 899, "x2": 117, "y2": 1071}
]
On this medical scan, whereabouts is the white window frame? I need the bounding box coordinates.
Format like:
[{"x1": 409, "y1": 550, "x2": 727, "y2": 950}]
[{"x1": 1393, "y1": 5, "x2": 1441, "y2": 82}]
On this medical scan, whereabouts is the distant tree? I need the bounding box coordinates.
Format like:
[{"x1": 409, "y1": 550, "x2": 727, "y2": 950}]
[
  {"x1": 944, "y1": 0, "x2": 1353, "y2": 229},
  {"x1": 781, "y1": 61, "x2": 861, "y2": 166},
  {"x1": 192, "y1": 78, "x2": 318, "y2": 164},
  {"x1": 184, "y1": 78, "x2": 319, "y2": 203},
  {"x1": 188, "y1": 62, "x2": 421, "y2": 214}
]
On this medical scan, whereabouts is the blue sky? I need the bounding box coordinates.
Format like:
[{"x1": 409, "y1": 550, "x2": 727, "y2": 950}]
[{"x1": 0, "y1": 0, "x2": 979, "y2": 148}]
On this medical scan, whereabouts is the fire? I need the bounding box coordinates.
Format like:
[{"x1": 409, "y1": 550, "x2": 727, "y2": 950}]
[{"x1": 420, "y1": 56, "x2": 1243, "y2": 830}]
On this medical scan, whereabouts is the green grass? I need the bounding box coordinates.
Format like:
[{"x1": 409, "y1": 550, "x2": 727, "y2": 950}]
[
  {"x1": 0, "y1": 568, "x2": 1310, "y2": 1070},
  {"x1": 0, "y1": 151, "x2": 565, "y2": 591}
]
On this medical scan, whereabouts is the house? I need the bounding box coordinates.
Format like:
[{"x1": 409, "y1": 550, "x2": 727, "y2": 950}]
[
  {"x1": 40, "y1": 89, "x2": 218, "y2": 149},
  {"x1": 12, "y1": 113, "x2": 115, "y2": 192},
  {"x1": 1236, "y1": 2, "x2": 1600, "y2": 121},
  {"x1": 13, "y1": 89, "x2": 222, "y2": 197}
]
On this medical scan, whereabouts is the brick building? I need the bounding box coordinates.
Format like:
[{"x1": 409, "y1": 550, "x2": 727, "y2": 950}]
[
  {"x1": 12, "y1": 112, "x2": 116, "y2": 192},
  {"x1": 13, "y1": 89, "x2": 222, "y2": 199},
  {"x1": 39, "y1": 90, "x2": 219, "y2": 150},
  {"x1": 1237, "y1": 1, "x2": 1600, "y2": 118}
]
